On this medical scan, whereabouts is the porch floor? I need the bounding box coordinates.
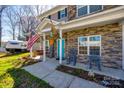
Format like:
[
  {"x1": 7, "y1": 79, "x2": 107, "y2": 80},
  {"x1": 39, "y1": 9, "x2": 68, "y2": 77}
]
[{"x1": 63, "y1": 61, "x2": 124, "y2": 80}]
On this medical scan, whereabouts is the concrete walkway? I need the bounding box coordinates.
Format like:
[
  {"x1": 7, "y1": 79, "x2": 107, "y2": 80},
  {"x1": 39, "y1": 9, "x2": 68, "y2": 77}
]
[{"x1": 23, "y1": 59, "x2": 104, "y2": 88}]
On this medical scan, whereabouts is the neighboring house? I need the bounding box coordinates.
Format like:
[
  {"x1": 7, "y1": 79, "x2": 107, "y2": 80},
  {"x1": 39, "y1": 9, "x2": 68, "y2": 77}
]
[
  {"x1": 0, "y1": 42, "x2": 7, "y2": 52},
  {"x1": 37, "y1": 5, "x2": 124, "y2": 70},
  {"x1": 1, "y1": 41, "x2": 7, "y2": 48}
]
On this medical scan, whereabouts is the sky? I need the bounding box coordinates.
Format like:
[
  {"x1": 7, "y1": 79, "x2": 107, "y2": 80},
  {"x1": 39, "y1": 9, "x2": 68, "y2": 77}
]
[{"x1": 1, "y1": 5, "x2": 55, "y2": 42}]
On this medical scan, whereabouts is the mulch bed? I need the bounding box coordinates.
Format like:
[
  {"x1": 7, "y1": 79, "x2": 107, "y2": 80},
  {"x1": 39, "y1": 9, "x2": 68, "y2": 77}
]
[
  {"x1": 14, "y1": 55, "x2": 42, "y2": 68},
  {"x1": 56, "y1": 65, "x2": 124, "y2": 88}
]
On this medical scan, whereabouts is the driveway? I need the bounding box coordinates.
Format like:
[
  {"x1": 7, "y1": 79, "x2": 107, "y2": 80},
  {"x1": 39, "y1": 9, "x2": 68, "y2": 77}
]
[{"x1": 23, "y1": 60, "x2": 104, "y2": 88}]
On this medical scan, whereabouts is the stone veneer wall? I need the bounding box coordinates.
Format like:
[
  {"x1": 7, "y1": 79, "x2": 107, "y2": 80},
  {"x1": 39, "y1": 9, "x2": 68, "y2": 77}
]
[{"x1": 64, "y1": 23, "x2": 122, "y2": 69}]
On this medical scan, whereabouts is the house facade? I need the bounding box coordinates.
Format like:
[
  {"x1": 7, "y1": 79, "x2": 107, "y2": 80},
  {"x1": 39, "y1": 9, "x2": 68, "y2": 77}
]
[{"x1": 37, "y1": 5, "x2": 124, "y2": 70}]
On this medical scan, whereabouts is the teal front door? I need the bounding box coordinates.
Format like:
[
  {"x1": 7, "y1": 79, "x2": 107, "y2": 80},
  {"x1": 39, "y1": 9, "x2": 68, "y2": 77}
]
[{"x1": 57, "y1": 39, "x2": 65, "y2": 59}]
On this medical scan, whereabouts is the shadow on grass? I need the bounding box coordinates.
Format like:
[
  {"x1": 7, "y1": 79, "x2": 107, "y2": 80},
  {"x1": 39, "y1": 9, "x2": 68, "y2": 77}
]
[
  {"x1": 0, "y1": 52, "x2": 29, "y2": 59},
  {"x1": 0, "y1": 68, "x2": 52, "y2": 88}
]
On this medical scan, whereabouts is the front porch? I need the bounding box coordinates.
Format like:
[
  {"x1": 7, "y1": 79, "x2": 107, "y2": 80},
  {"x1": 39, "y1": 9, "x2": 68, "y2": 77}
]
[
  {"x1": 45, "y1": 57, "x2": 124, "y2": 80},
  {"x1": 63, "y1": 60, "x2": 124, "y2": 80}
]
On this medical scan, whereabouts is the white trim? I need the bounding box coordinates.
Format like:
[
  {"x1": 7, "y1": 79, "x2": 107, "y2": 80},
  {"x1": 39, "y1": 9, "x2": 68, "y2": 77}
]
[
  {"x1": 42, "y1": 28, "x2": 51, "y2": 33},
  {"x1": 43, "y1": 33, "x2": 46, "y2": 62},
  {"x1": 59, "y1": 29, "x2": 63, "y2": 64},
  {"x1": 87, "y1": 5, "x2": 90, "y2": 14},
  {"x1": 78, "y1": 37, "x2": 79, "y2": 55},
  {"x1": 122, "y1": 21, "x2": 124, "y2": 69},
  {"x1": 87, "y1": 36, "x2": 90, "y2": 55}
]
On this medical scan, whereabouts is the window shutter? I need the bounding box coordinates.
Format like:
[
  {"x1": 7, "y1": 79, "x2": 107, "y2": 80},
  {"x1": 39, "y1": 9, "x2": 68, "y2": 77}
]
[
  {"x1": 65, "y1": 8, "x2": 67, "y2": 17},
  {"x1": 58, "y1": 11, "x2": 60, "y2": 19}
]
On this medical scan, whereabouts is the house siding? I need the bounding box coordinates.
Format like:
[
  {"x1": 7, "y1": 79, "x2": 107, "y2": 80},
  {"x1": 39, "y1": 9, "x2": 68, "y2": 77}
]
[
  {"x1": 103, "y1": 5, "x2": 121, "y2": 10},
  {"x1": 64, "y1": 23, "x2": 122, "y2": 69},
  {"x1": 51, "y1": 13, "x2": 58, "y2": 21}
]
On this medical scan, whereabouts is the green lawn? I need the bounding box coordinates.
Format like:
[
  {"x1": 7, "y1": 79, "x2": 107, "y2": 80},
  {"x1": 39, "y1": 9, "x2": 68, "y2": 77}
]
[
  {"x1": 0, "y1": 52, "x2": 6, "y2": 58},
  {"x1": 0, "y1": 52, "x2": 52, "y2": 88}
]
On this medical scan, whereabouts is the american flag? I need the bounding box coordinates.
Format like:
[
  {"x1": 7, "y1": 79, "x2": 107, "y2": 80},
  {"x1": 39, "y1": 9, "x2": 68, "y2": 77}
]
[{"x1": 27, "y1": 31, "x2": 40, "y2": 50}]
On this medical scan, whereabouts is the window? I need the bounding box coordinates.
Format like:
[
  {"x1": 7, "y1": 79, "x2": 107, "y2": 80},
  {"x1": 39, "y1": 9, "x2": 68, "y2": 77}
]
[
  {"x1": 10, "y1": 42, "x2": 19, "y2": 45},
  {"x1": 78, "y1": 35, "x2": 101, "y2": 56},
  {"x1": 48, "y1": 15, "x2": 51, "y2": 19},
  {"x1": 58, "y1": 8, "x2": 67, "y2": 19},
  {"x1": 77, "y1": 5, "x2": 103, "y2": 17},
  {"x1": 89, "y1": 5, "x2": 102, "y2": 13},
  {"x1": 77, "y1": 6, "x2": 88, "y2": 16}
]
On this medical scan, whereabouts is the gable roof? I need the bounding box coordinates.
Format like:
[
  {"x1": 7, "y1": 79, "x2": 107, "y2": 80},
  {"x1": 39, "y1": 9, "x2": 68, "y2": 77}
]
[
  {"x1": 38, "y1": 5, "x2": 67, "y2": 19},
  {"x1": 36, "y1": 18, "x2": 59, "y2": 33}
]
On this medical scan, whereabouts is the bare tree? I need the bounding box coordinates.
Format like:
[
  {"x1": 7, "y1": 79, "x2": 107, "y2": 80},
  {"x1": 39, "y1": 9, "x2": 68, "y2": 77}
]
[
  {"x1": 16, "y1": 5, "x2": 48, "y2": 41},
  {"x1": 0, "y1": 5, "x2": 7, "y2": 47},
  {"x1": 2, "y1": 5, "x2": 51, "y2": 41},
  {"x1": 4, "y1": 6, "x2": 18, "y2": 40}
]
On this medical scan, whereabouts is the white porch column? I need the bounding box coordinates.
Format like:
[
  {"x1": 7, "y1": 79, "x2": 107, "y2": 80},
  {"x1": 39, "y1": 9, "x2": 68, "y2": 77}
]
[
  {"x1": 43, "y1": 33, "x2": 46, "y2": 62},
  {"x1": 59, "y1": 28, "x2": 62, "y2": 64},
  {"x1": 122, "y1": 21, "x2": 124, "y2": 69}
]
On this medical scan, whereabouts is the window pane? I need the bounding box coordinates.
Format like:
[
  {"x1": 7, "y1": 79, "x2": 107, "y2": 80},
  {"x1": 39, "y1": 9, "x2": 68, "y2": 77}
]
[
  {"x1": 78, "y1": 6, "x2": 88, "y2": 16},
  {"x1": 79, "y1": 37, "x2": 87, "y2": 46},
  {"x1": 89, "y1": 46, "x2": 100, "y2": 55},
  {"x1": 79, "y1": 37, "x2": 87, "y2": 41},
  {"x1": 79, "y1": 46, "x2": 87, "y2": 54},
  {"x1": 60, "y1": 9, "x2": 67, "y2": 19},
  {"x1": 90, "y1": 36, "x2": 100, "y2": 41},
  {"x1": 89, "y1": 5, "x2": 102, "y2": 13}
]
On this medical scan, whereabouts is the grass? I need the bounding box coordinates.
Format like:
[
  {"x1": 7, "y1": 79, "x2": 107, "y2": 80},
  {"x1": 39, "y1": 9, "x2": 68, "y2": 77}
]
[
  {"x1": 0, "y1": 53, "x2": 29, "y2": 75},
  {"x1": 0, "y1": 69, "x2": 52, "y2": 88},
  {"x1": 0, "y1": 52, "x2": 52, "y2": 88},
  {"x1": 0, "y1": 52, "x2": 7, "y2": 58}
]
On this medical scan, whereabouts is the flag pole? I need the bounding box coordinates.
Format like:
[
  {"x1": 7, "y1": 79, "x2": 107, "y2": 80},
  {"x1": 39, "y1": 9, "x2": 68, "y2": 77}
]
[{"x1": 30, "y1": 46, "x2": 33, "y2": 58}]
